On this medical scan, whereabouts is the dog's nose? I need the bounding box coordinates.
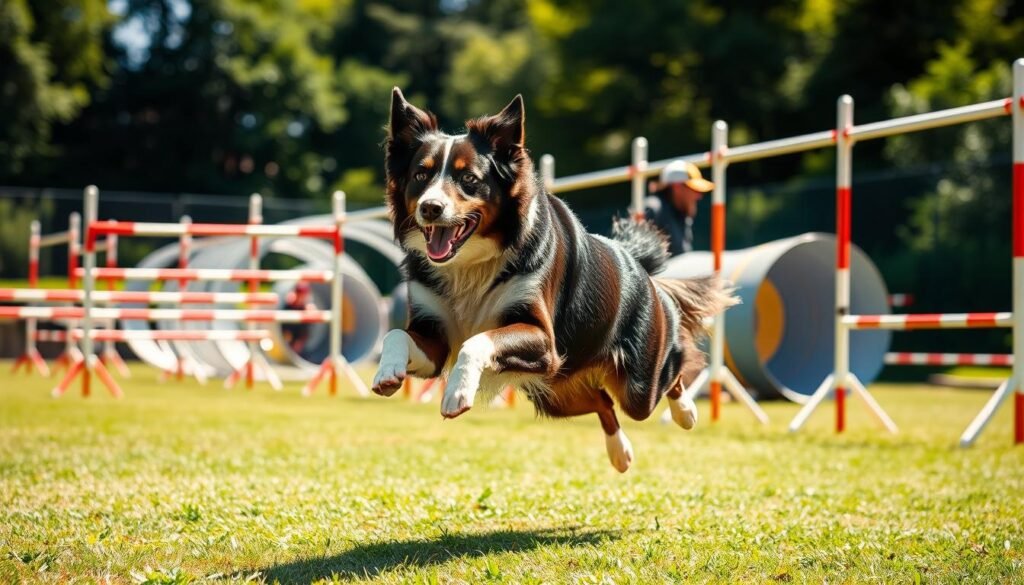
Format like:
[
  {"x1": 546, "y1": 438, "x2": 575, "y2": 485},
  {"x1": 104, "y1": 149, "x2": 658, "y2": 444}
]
[{"x1": 419, "y1": 200, "x2": 445, "y2": 222}]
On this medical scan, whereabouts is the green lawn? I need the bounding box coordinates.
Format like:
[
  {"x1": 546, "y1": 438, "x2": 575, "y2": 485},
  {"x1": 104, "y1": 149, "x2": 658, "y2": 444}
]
[{"x1": 1, "y1": 364, "x2": 1023, "y2": 584}]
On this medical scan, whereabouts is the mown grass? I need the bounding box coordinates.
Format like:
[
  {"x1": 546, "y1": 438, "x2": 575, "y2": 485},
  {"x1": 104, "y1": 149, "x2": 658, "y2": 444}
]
[{"x1": 1, "y1": 363, "x2": 1023, "y2": 584}]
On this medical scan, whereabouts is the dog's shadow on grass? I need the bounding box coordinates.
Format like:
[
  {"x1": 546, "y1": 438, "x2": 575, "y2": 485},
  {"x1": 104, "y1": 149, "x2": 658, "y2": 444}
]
[{"x1": 259, "y1": 526, "x2": 619, "y2": 583}]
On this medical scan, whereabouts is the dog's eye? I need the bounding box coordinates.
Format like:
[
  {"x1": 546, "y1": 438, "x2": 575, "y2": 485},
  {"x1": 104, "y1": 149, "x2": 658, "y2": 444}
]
[
  {"x1": 460, "y1": 173, "x2": 479, "y2": 186},
  {"x1": 414, "y1": 171, "x2": 428, "y2": 182}
]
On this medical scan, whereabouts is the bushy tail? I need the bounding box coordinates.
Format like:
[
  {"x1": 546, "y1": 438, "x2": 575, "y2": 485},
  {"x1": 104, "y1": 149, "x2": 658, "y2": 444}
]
[
  {"x1": 654, "y1": 276, "x2": 739, "y2": 336},
  {"x1": 611, "y1": 217, "x2": 669, "y2": 275}
]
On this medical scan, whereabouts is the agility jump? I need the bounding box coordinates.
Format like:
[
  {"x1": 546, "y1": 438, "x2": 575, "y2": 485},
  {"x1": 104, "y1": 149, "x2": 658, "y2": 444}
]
[{"x1": 0, "y1": 188, "x2": 370, "y2": 399}]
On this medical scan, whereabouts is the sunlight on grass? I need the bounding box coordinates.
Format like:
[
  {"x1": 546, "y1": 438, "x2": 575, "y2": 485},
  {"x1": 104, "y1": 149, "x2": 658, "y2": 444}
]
[{"x1": 1, "y1": 363, "x2": 1022, "y2": 583}]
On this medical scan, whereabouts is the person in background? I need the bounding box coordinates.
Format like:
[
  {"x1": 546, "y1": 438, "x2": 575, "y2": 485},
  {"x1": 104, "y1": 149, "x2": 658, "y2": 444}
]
[{"x1": 644, "y1": 160, "x2": 714, "y2": 255}]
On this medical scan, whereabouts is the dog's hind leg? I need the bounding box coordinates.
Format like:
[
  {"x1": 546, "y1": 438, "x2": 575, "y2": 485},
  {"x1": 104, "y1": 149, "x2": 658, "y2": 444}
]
[
  {"x1": 665, "y1": 378, "x2": 698, "y2": 430},
  {"x1": 598, "y1": 397, "x2": 634, "y2": 473},
  {"x1": 538, "y1": 385, "x2": 634, "y2": 473}
]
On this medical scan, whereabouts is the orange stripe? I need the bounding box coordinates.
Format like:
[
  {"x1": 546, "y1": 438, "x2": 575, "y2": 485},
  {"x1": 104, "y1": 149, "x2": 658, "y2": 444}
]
[{"x1": 711, "y1": 203, "x2": 725, "y2": 271}]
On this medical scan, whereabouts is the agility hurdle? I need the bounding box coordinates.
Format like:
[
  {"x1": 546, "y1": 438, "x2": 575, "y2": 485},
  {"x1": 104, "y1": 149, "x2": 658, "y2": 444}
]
[
  {"x1": 789, "y1": 61, "x2": 1023, "y2": 445},
  {"x1": 11, "y1": 213, "x2": 119, "y2": 377},
  {"x1": 37, "y1": 187, "x2": 370, "y2": 398}
]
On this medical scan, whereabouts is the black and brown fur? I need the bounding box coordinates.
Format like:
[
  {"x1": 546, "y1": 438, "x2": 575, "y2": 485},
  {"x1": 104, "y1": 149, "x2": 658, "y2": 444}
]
[{"x1": 373, "y1": 88, "x2": 736, "y2": 472}]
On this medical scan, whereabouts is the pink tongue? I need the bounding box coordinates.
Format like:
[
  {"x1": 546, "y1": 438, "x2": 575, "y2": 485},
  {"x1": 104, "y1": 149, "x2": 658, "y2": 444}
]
[{"x1": 427, "y1": 226, "x2": 457, "y2": 260}]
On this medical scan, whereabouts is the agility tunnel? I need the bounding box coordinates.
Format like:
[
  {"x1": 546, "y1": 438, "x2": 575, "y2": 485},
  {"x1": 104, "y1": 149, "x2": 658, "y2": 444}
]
[{"x1": 663, "y1": 233, "x2": 891, "y2": 403}]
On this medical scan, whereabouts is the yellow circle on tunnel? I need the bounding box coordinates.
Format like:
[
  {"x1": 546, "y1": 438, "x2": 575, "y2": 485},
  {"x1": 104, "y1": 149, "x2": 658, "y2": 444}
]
[{"x1": 754, "y1": 279, "x2": 784, "y2": 361}]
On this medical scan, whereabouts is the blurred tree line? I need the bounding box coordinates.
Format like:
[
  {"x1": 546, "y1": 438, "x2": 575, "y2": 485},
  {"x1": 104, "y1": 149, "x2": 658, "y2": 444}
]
[{"x1": 2, "y1": 0, "x2": 1024, "y2": 351}]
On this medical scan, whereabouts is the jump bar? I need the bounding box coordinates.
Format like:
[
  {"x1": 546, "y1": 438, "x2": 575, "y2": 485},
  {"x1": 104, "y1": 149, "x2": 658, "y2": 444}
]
[
  {"x1": 0, "y1": 288, "x2": 280, "y2": 305},
  {"x1": 88, "y1": 220, "x2": 339, "y2": 240},
  {"x1": 885, "y1": 352, "x2": 1014, "y2": 366},
  {"x1": 844, "y1": 312, "x2": 1013, "y2": 330},
  {"x1": 71, "y1": 329, "x2": 273, "y2": 342},
  {"x1": 75, "y1": 267, "x2": 333, "y2": 283},
  {"x1": 849, "y1": 98, "x2": 1012, "y2": 142},
  {"x1": 550, "y1": 152, "x2": 711, "y2": 194},
  {"x1": 0, "y1": 306, "x2": 331, "y2": 323}
]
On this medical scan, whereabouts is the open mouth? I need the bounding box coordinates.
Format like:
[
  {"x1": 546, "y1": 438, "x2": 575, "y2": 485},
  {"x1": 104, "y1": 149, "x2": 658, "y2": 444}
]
[{"x1": 422, "y1": 215, "x2": 479, "y2": 263}]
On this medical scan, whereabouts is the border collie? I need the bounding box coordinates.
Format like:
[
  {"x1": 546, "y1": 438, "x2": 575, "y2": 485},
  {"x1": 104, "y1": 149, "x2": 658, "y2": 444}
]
[{"x1": 372, "y1": 89, "x2": 736, "y2": 472}]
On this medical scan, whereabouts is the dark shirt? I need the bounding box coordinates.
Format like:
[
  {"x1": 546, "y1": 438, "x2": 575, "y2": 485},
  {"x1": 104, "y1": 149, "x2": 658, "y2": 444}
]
[{"x1": 644, "y1": 193, "x2": 693, "y2": 256}]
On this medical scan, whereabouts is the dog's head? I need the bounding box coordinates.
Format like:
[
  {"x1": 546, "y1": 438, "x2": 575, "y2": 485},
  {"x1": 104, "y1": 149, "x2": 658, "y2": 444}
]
[{"x1": 385, "y1": 88, "x2": 536, "y2": 266}]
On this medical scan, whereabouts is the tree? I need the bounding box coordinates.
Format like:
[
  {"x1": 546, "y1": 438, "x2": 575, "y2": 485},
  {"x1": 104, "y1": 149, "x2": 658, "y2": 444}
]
[{"x1": 0, "y1": 0, "x2": 113, "y2": 179}]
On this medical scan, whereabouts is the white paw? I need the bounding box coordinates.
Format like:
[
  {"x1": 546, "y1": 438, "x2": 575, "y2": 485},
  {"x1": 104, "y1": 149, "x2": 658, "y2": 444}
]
[
  {"x1": 440, "y1": 389, "x2": 473, "y2": 419},
  {"x1": 605, "y1": 430, "x2": 634, "y2": 473},
  {"x1": 668, "y1": 393, "x2": 698, "y2": 430},
  {"x1": 440, "y1": 337, "x2": 490, "y2": 419},
  {"x1": 372, "y1": 361, "x2": 405, "y2": 396},
  {"x1": 373, "y1": 330, "x2": 411, "y2": 397},
  {"x1": 441, "y1": 367, "x2": 475, "y2": 418}
]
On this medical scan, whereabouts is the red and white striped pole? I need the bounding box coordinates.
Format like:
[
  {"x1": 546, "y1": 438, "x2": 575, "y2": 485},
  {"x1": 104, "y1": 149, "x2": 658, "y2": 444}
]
[
  {"x1": 246, "y1": 194, "x2": 261, "y2": 389},
  {"x1": 53, "y1": 186, "x2": 122, "y2": 398},
  {"x1": 631, "y1": 137, "x2": 648, "y2": 221},
  {"x1": 1015, "y1": 58, "x2": 1024, "y2": 445},
  {"x1": 960, "y1": 59, "x2": 1024, "y2": 447},
  {"x1": 26, "y1": 221, "x2": 41, "y2": 368},
  {"x1": 100, "y1": 220, "x2": 130, "y2": 378},
  {"x1": 12, "y1": 220, "x2": 49, "y2": 376},
  {"x1": 169, "y1": 214, "x2": 192, "y2": 383},
  {"x1": 709, "y1": 121, "x2": 727, "y2": 421},
  {"x1": 178, "y1": 215, "x2": 191, "y2": 290},
  {"x1": 68, "y1": 212, "x2": 80, "y2": 289},
  {"x1": 329, "y1": 191, "x2": 344, "y2": 395},
  {"x1": 788, "y1": 96, "x2": 857, "y2": 433},
  {"x1": 57, "y1": 212, "x2": 82, "y2": 372},
  {"x1": 834, "y1": 95, "x2": 854, "y2": 433}
]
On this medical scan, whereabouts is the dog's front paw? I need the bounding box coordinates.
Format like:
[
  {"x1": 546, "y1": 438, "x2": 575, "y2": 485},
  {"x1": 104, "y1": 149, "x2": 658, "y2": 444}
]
[
  {"x1": 372, "y1": 362, "x2": 406, "y2": 397},
  {"x1": 440, "y1": 368, "x2": 476, "y2": 419},
  {"x1": 440, "y1": 389, "x2": 473, "y2": 418}
]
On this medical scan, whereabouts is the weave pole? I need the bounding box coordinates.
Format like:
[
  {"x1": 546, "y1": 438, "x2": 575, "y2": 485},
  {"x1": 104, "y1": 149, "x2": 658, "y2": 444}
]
[
  {"x1": 11, "y1": 220, "x2": 50, "y2": 377},
  {"x1": 789, "y1": 96, "x2": 897, "y2": 434},
  {"x1": 303, "y1": 191, "x2": 371, "y2": 397},
  {"x1": 52, "y1": 186, "x2": 122, "y2": 398},
  {"x1": 960, "y1": 58, "x2": 1024, "y2": 447}
]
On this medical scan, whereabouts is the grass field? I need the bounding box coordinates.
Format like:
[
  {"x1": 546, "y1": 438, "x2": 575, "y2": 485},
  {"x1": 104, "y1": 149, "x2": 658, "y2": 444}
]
[{"x1": 1, "y1": 364, "x2": 1023, "y2": 584}]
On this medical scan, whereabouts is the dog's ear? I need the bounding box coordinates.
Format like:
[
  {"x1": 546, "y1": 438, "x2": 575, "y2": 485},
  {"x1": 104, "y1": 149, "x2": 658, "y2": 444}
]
[
  {"x1": 467, "y1": 95, "x2": 526, "y2": 157},
  {"x1": 386, "y1": 88, "x2": 437, "y2": 239},
  {"x1": 388, "y1": 87, "x2": 437, "y2": 148}
]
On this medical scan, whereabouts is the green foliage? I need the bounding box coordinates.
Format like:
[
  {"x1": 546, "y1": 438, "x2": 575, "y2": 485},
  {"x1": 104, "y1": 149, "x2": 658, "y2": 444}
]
[
  {"x1": 881, "y1": 24, "x2": 1017, "y2": 321},
  {"x1": 0, "y1": 0, "x2": 113, "y2": 177},
  {"x1": 0, "y1": 199, "x2": 46, "y2": 276}
]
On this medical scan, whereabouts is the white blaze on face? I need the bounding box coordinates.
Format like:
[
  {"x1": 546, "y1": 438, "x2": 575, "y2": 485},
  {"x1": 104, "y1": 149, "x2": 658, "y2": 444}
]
[{"x1": 416, "y1": 136, "x2": 457, "y2": 224}]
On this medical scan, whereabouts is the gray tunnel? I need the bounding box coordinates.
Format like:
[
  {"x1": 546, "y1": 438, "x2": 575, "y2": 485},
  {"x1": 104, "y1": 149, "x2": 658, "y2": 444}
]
[{"x1": 662, "y1": 233, "x2": 892, "y2": 403}]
